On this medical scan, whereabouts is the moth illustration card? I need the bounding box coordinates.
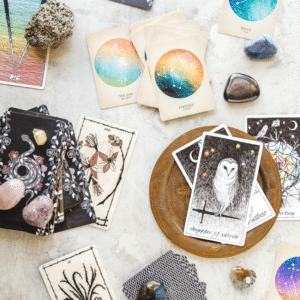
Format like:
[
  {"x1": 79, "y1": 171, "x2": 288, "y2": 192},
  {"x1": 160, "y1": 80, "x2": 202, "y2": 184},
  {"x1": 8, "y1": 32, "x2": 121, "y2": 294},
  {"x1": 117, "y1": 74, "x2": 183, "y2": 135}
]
[
  {"x1": 246, "y1": 115, "x2": 300, "y2": 220},
  {"x1": 110, "y1": 0, "x2": 154, "y2": 10},
  {"x1": 146, "y1": 35, "x2": 214, "y2": 121},
  {"x1": 267, "y1": 242, "x2": 300, "y2": 300},
  {"x1": 76, "y1": 115, "x2": 138, "y2": 230},
  {"x1": 86, "y1": 26, "x2": 142, "y2": 109},
  {"x1": 184, "y1": 133, "x2": 263, "y2": 246},
  {"x1": 0, "y1": 0, "x2": 49, "y2": 89},
  {"x1": 40, "y1": 245, "x2": 118, "y2": 300},
  {"x1": 218, "y1": 0, "x2": 282, "y2": 39}
]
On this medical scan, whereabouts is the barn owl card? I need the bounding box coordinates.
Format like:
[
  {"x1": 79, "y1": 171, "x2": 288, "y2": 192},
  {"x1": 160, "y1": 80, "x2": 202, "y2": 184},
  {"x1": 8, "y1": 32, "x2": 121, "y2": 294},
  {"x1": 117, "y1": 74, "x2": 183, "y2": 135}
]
[
  {"x1": 184, "y1": 133, "x2": 263, "y2": 246},
  {"x1": 246, "y1": 115, "x2": 300, "y2": 220},
  {"x1": 76, "y1": 115, "x2": 138, "y2": 230}
]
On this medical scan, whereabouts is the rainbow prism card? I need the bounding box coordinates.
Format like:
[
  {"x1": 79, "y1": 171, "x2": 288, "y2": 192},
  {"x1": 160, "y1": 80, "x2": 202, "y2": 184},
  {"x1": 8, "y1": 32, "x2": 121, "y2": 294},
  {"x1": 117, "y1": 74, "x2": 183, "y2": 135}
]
[
  {"x1": 0, "y1": 0, "x2": 49, "y2": 89},
  {"x1": 267, "y1": 243, "x2": 300, "y2": 300},
  {"x1": 218, "y1": 0, "x2": 282, "y2": 39},
  {"x1": 86, "y1": 26, "x2": 142, "y2": 109}
]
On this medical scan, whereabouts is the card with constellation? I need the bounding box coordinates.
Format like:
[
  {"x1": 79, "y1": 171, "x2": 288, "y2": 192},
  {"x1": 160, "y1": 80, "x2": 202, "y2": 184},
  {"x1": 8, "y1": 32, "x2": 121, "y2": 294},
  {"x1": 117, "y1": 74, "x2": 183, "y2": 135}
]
[
  {"x1": 184, "y1": 133, "x2": 263, "y2": 246},
  {"x1": 267, "y1": 242, "x2": 300, "y2": 300},
  {"x1": 76, "y1": 115, "x2": 138, "y2": 230},
  {"x1": 40, "y1": 245, "x2": 118, "y2": 300},
  {"x1": 246, "y1": 115, "x2": 300, "y2": 220}
]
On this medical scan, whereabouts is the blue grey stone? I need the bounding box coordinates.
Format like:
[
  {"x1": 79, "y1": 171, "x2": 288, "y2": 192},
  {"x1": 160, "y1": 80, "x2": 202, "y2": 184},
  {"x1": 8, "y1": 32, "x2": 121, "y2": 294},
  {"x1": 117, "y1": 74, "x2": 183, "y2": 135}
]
[{"x1": 244, "y1": 34, "x2": 278, "y2": 59}]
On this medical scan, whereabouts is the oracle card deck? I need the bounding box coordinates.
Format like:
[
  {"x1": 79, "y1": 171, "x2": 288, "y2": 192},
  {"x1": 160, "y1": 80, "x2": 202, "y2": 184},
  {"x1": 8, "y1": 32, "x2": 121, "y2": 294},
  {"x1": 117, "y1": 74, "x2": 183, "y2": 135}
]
[
  {"x1": 76, "y1": 115, "x2": 138, "y2": 230},
  {"x1": 246, "y1": 115, "x2": 300, "y2": 220},
  {"x1": 184, "y1": 133, "x2": 263, "y2": 246},
  {"x1": 0, "y1": 106, "x2": 95, "y2": 235},
  {"x1": 40, "y1": 245, "x2": 118, "y2": 300},
  {"x1": 218, "y1": 0, "x2": 282, "y2": 39},
  {"x1": 173, "y1": 125, "x2": 275, "y2": 232}
]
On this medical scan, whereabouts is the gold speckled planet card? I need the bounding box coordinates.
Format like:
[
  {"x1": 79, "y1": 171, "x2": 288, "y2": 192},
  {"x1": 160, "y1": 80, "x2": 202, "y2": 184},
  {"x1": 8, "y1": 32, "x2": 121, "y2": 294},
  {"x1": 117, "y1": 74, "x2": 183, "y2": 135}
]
[
  {"x1": 76, "y1": 115, "x2": 138, "y2": 230},
  {"x1": 146, "y1": 35, "x2": 214, "y2": 121},
  {"x1": 218, "y1": 0, "x2": 282, "y2": 39},
  {"x1": 184, "y1": 133, "x2": 263, "y2": 246},
  {"x1": 86, "y1": 26, "x2": 142, "y2": 109},
  {"x1": 246, "y1": 115, "x2": 300, "y2": 220},
  {"x1": 267, "y1": 243, "x2": 300, "y2": 300},
  {"x1": 40, "y1": 245, "x2": 118, "y2": 300}
]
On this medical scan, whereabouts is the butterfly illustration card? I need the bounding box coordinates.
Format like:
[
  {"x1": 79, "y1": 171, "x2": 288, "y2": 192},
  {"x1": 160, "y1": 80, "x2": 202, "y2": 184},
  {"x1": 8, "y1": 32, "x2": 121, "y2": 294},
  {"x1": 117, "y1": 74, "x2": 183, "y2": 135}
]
[
  {"x1": 146, "y1": 35, "x2": 214, "y2": 121},
  {"x1": 218, "y1": 0, "x2": 282, "y2": 39},
  {"x1": 76, "y1": 115, "x2": 138, "y2": 230},
  {"x1": 184, "y1": 133, "x2": 263, "y2": 246},
  {"x1": 86, "y1": 26, "x2": 142, "y2": 109},
  {"x1": 0, "y1": 0, "x2": 49, "y2": 89},
  {"x1": 40, "y1": 245, "x2": 118, "y2": 300},
  {"x1": 267, "y1": 243, "x2": 300, "y2": 300},
  {"x1": 246, "y1": 115, "x2": 300, "y2": 220},
  {"x1": 110, "y1": 0, "x2": 154, "y2": 10}
]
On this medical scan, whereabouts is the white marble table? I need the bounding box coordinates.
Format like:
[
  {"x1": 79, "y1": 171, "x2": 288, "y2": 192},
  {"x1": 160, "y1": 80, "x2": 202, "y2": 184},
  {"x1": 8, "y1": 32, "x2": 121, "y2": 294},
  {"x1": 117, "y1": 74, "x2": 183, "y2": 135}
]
[{"x1": 0, "y1": 0, "x2": 299, "y2": 299}]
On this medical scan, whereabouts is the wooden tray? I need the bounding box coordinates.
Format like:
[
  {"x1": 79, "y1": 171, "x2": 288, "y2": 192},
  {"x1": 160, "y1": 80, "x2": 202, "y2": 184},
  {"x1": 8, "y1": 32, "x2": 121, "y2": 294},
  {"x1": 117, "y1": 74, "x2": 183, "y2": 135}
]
[{"x1": 150, "y1": 126, "x2": 281, "y2": 258}]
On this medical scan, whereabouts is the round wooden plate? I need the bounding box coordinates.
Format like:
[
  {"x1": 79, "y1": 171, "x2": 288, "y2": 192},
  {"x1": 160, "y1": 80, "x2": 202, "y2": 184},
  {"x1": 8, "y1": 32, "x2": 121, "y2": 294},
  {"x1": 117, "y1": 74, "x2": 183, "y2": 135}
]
[{"x1": 150, "y1": 126, "x2": 282, "y2": 258}]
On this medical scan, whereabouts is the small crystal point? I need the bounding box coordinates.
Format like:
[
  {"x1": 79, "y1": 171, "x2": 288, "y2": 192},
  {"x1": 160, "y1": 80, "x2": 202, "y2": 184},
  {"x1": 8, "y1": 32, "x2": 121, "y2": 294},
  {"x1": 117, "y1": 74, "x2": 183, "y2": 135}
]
[
  {"x1": 230, "y1": 266, "x2": 256, "y2": 290},
  {"x1": 136, "y1": 281, "x2": 168, "y2": 300}
]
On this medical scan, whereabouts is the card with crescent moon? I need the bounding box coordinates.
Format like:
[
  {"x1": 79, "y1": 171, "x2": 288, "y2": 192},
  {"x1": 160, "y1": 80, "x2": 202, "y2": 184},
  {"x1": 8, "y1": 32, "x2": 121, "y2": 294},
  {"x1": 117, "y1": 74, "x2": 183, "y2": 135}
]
[
  {"x1": 173, "y1": 124, "x2": 275, "y2": 231},
  {"x1": 184, "y1": 133, "x2": 263, "y2": 246},
  {"x1": 76, "y1": 115, "x2": 138, "y2": 230},
  {"x1": 218, "y1": 0, "x2": 282, "y2": 39},
  {"x1": 246, "y1": 115, "x2": 300, "y2": 220},
  {"x1": 39, "y1": 244, "x2": 118, "y2": 300}
]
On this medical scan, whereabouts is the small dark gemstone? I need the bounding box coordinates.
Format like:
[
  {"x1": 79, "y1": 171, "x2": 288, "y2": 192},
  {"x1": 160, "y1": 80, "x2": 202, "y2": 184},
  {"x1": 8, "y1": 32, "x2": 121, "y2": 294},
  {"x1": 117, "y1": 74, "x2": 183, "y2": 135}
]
[
  {"x1": 244, "y1": 34, "x2": 277, "y2": 59},
  {"x1": 136, "y1": 281, "x2": 168, "y2": 300},
  {"x1": 224, "y1": 73, "x2": 260, "y2": 103}
]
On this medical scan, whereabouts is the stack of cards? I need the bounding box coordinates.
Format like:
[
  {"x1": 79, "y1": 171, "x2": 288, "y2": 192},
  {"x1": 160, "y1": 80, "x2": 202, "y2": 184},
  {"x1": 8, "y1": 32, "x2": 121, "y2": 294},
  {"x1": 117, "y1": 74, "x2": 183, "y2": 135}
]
[
  {"x1": 86, "y1": 10, "x2": 215, "y2": 121},
  {"x1": 246, "y1": 116, "x2": 300, "y2": 220},
  {"x1": 0, "y1": 105, "x2": 95, "y2": 235},
  {"x1": 173, "y1": 125, "x2": 275, "y2": 246},
  {"x1": 218, "y1": 0, "x2": 282, "y2": 39}
]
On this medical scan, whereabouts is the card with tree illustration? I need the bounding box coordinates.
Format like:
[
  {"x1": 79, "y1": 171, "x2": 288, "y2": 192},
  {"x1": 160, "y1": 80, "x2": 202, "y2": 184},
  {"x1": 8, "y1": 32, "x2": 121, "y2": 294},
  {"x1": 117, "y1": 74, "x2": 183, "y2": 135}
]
[
  {"x1": 40, "y1": 245, "x2": 118, "y2": 300},
  {"x1": 76, "y1": 115, "x2": 138, "y2": 230},
  {"x1": 184, "y1": 133, "x2": 263, "y2": 246}
]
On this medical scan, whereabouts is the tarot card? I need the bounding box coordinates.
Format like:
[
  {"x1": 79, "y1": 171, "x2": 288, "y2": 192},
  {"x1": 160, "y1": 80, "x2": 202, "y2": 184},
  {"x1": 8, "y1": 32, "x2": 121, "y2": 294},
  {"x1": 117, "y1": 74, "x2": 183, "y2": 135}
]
[
  {"x1": 267, "y1": 242, "x2": 300, "y2": 300},
  {"x1": 76, "y1": 115, "x2": 138, "y2": 230},
  {"x1": 0, "y1": 0, "x2": 49, "y2": 89},
  {"x1": 173, "y1": 124, "x2": 275, "y2": 231},
  {"x1": 184, "y1": 133, "x2": 263, "y2": 246},
  {"x1": 86, "y1": 26, "x2": 142, "y2": 109},
  {"x1": 218, "y1": 0, "x2": 282, "y2": 39},
  {"x1": 111, "y1": 0, "x2": 154, "y2": 10},
  {"x1": 40, "y1": 245, "x2": 118, "y2": 300},
  {"x1": 146, "y1": 35, "x2": 214, "y2": 121},
  {"x1": 246, "y1": 115, "x2": 300, "y2": 220}
]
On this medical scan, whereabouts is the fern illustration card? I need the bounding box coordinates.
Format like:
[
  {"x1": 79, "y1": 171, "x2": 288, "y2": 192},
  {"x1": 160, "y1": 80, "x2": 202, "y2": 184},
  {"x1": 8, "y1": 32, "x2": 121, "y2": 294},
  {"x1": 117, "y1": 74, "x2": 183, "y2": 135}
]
[
  {"x1": 184, "y1": 133, "x2": 263, "y2": 246},
  {"x1": 86, "y1": 26, "x2": 142, "y2": 109},
  {"x1": 40, "y1": 245, "x2": 118, "y2": 300},
  {"x1": 76, "y1": 115, "x2": 138, "y2": 230},
  {"x1": 218, "y1": 0, "x2": 281, "y2": 39}
]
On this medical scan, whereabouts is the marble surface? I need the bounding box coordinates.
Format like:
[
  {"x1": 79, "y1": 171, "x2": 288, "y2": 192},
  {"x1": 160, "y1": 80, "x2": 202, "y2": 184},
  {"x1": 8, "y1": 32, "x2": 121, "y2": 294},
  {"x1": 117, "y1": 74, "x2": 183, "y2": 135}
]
[{"x1": 0, "y1": 0, "x2": 300, "y2": 299}]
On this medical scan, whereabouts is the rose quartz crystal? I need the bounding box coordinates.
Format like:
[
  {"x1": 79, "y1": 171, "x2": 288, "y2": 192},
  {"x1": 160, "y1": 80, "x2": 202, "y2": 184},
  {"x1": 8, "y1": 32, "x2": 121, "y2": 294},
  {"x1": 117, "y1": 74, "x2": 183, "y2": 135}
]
[{"x1": 0, "y1": 179, "x2": 25, "y2": 210}]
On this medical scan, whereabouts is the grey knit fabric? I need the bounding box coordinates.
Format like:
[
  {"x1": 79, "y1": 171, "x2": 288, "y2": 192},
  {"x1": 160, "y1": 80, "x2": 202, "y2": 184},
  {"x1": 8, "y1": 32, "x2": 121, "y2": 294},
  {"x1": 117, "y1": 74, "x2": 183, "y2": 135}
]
[{"x1": 123, "y1": 251, "x2": 207, "y2": 300}]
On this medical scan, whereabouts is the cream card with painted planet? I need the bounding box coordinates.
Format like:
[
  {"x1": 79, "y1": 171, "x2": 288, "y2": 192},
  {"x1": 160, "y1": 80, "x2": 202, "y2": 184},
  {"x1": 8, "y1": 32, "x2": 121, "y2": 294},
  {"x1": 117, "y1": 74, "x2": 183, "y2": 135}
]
[
  {"x1": 218, "y1": 0, "x2": 281, "y2": 39},
  {"x1": 267, "y1": 242, "x2": 300, "y2": 300},
  {"x1": 146, "y1": 35, "x2": 214, "y2": 121},
  {"x1": 86, "y1": 26, "x2": 142, "y2": 109}
]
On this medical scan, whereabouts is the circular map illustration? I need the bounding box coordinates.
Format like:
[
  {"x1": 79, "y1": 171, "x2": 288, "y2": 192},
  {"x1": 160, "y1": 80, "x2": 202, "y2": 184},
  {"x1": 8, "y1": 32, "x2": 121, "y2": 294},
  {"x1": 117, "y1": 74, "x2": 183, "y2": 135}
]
[
  {"x1": 155, "y1": 49, "x2": 204, "y2": 99},
  {"x1": 229, "y1": 0, "x2": 277, "y2": 22},
  {"x1": 94, "y1": 38, "x2": 141, "y2": 87},
  {"x1": 275, "y1": 257, "x2": 300, "y2": 299}
]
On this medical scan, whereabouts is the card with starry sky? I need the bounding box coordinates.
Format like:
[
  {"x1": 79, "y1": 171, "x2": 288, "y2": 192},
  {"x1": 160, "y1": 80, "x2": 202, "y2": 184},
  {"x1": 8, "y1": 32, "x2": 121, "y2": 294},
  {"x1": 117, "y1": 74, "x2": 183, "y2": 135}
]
[
  {"x1": 267, "y1": 242, "x2": 300, "y2": 300},
  {"x1": 246, "y1": 115, "x2": 300, "y2": 220},
  {"x1": 184, "y1": 133, "x2": 263, "y2": 246},
  {"x1": 86, "y1": 26, "x2": 142, "y2": 109},
  {"x1": 218, "y1": 0, "x2": 282, "y2": 39}
]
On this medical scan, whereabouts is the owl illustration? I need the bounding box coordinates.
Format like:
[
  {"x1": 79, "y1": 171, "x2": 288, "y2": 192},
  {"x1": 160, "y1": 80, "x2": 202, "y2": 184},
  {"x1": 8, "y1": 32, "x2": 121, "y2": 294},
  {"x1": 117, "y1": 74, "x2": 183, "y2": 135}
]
[{"x1": 213, "y1": 158, "x2": 239, "y2": 217}]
